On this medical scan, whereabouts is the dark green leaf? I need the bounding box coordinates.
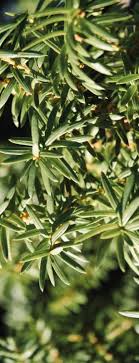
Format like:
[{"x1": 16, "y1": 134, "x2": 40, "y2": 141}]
[
  {"x1": 1, "y1": 227, "x2": 11, "y2": 261},
  {"x1": 51, "y1": 158, "x2": 78, "y2": 183},
  {"x1": 28, "y1": 163, "x2": 36, "y2": 198},
  {"x1": 26, "y1": 205, "x2": 44, "y2": 229},
  {"x1": 30, "y1": 112, "x2": 39, "y2": 158},
  {"x1": 12, "y1": 68, "x2": 32, "y2": 94},
  {"x1": 122, "y1": 174, "x2": 135, "y2": 213},
  {"x1": 0, "y1": 79, "x2": 15, "y2": 109},
  {"x1": 75, "y1": 223, "x2": 118, "y2": 244},
  {"x1": 0, "y1": 219, "x2": 21, "y2": 232},
  {"x1": 47, "y1": 256, "x2": 55, "y2": 286},
  {"x1": 101, "y1": 173, "x2": 119, "y2": 210},
  {"x1": 39, "y1": 257, "x2": 47, "y2": 292},
  {"x1": 58, "y1": 251, "x2": 86, "y2": 274},
  {"x1": 0, "y1": 200, "x2": 10, "y2": 215},
  {"x1": 80, "y1": 17, "x2": 118, "y2": 43},
  {"x1": 52, "y1": 222, "x2": 69, "y2": 244},
  {"x1": 14, "y1": 229, "x2": 45, "y2": 241},
  {"x1": 51, "y1": 257, "x2": 69, "y2": 285},
  {"x1": 21, "y1": 249, "x2": 49, "y2": 262},
  {"x1": 115, "y1": 234, "x2": 126, "y2": 272},
  {"x1": 123, "y1": 197, "x2": 139, "y2": 225},
  {"x1": 121, "y1": 84, "x2": 137, "y2": 106},
  {"x1": 2, "y1": 153, "x2": 32, "y2": 164}
]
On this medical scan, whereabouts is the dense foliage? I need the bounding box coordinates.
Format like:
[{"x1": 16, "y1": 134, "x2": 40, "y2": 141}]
[{"x1": 0, "y1": 0, "x2": 139, "y2": 361}]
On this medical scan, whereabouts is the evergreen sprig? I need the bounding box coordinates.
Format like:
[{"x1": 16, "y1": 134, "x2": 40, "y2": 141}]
[{"x1": 0, "y1": 0, "x2": 138, "y2": 296}]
